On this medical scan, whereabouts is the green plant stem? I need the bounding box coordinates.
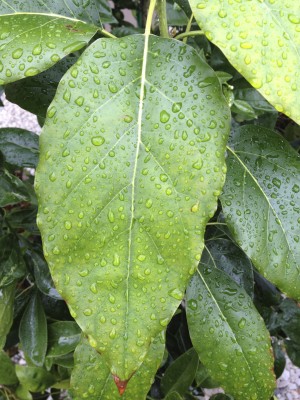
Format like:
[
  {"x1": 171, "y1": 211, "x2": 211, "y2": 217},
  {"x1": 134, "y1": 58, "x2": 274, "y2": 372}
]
[
  {"x1": 146, "y1": 0, "x2": 157, "y2": 35},
  {"x1": 175, "y1": 30, "x2": 205, "y2": 40},
  {"x1": 156, "y1": 0, "x2": 169, "y2": 38},
  {"x1": 99, "y1": 28, "x2": 117, "y2": 39},
  {"x1": 183, "y1": 13, "x2": 194, "y2": 44}
]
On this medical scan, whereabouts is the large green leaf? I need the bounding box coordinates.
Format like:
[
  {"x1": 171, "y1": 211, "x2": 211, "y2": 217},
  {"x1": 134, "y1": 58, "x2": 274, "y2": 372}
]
[
  {"x1": 186, "y1": 266, "x2": 275, "y2": 400},
  {"x1": 35, "y1": 34, "x2": 230, "y2": 382},
  {"x1": 0, "y1": 282, "x2": 16, "y2": 349},
  {"x1": 189, "y1": 0, "x2": 300, "y2": 124},
  {"x1": 221, "y1": 125, "x2": 300, "y2": 300},
  {"x1": 0, "y1": 0, "x2": 104, "y2": 27},
  {"x1": 0, "y1": 13, "x2": 98, "y2": 85},
  {"x1": 71, "y1": 334, "x2": 165, "y2": 399},
  {"x1": 19, "y1": 291, "x2": 47, "y2": 366}
]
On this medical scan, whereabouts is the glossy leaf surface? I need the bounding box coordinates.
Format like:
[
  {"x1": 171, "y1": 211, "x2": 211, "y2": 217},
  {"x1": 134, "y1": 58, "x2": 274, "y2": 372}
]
[
  {"x1": 0, "y1": 351, "x2": 18, "y2": 385},
  {"x1": 186, "y1": 266, "x2": 275, "y2": 399},
  {"x1": 19, "y1": 291, "x2": 47, "y2": 366},
  {"x1": 0, "y1": 128, "x2": 39, "y2": 168},
  {"x1": 47, "y1": 321, "x2": 81, "y2": 357},
  {"x1": 221, "y1": 125, "x2": 300, "y2": 300},
  {"x1": 0, "y1": 235, "x2": 26, "y2": 287},
  {"x1": 0, "y1": 13, "x2": 98, "y2": 84},
  {"x1": 0, "y1": 170, "x2": 30, "y2": 206},
  {"x1": 0, "y1": 0, "x2": 104, "y2": 27},
  {"x1": 189, "y1": 0, "x2": 300, "y2": 124},
  {"x1": 202, "y1": 238, "x2": 254, "y2": 296},
  {"x1": 0, "y1": 282, "x2": 16, "y2": 349},
  {"x1": 71, "y1": 335, "x2": 165, "y2": 399},
  {"x1": 35, "y1": 34, "x2": 230, "y2": 380},
  {"x1": 161, "y1": 347, "x2": 199, "y2": 397}
]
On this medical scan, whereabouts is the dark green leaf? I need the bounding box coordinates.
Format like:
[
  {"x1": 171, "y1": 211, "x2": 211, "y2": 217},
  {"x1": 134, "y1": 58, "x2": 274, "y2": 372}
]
[
  {"x1": 35, "y1": 34, "x2": 230, "y2": 381},
  {"x1": 16, "y1": 365, "x2": 56, "y2": 392},
  {"x1": 278, "y1": 298, "x2": 300, "y2": 342},
  {"x1": 5, "y1": 57, "x2": 77, "y2": 118},
  {"x1": 285, "y1": 340, "x2": 300, "y2": 368},
  {"x1": 0, "y1": 350, "x2": 18, "y2": 385},
  {"x1": 161, "y1": 348, "x2": 199, "y2": 396},
  {"x1": 51, "y1": 352, "x2": 74, "y2": 368},
  {"x1": 47, "y1": 321, "x2": 81, "y2": 357},
  {"x1": 166, "y1": 392, "x2": 183, "y2": 400},
  {"x1": 30, "y1": 250, "x2": 61, "y2": 299},
  {"x1": 231, "y1": 99, "x2": 257, "y2": 121},
  {"x1": 194, "y1": 362, "x2": 209, "y2": 386},
  {"x1": 0, "y1": 235, "x2": 26, "y2": 287},
  {"x1": 202, "y1": 238, "x2": 254, "y2": 297},
  {"x1": 166, "y1": 1, "x2": 189, "y2": 26},
  {"x1": 189, "y1": 0, "x2": 300, "y2": 124},
  {"x1": 221, "y1": 125, "x2": 300, "y2": 300},
  {"x1": 0, "y1": 14, "x2": 98, "y2": 84},
  {"x1": 0, "y1": 281, "x2": 16, "y2": 349},
  {"x1": 0, "y1": 0, "x2": 104, "y2": 28},
  {"x1": 19, "y1": 291, "x2": 47, "y2": 366},
  {"x1": 0, "y1": 170, "x2": 30, "y2": 206},
  {"x1": 210, "y1": 395, "x2": 234, "y2": 400},
  {"x1": 15, "y1": 385, "x2": 32, "y2": 400},
  {"x1": 272, "y1": 341, "x2": 286, "y2": 379},
  {"x1": 186, "y1": 266, "x2": 275, "y2": 400},
  {"x1": 71, "y1": 334, "x2": 165, "y2": 399},
  {"x1": 5, "y1": 205, "x2": 39, "y2": 234},
  {"x1": 0, "y1": 128, "x2": 39, "y2": 168}
]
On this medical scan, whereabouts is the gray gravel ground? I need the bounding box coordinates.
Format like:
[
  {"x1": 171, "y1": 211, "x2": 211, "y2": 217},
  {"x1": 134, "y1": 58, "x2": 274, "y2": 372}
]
[{"x1": 1, "y1": 95, "x2": 300, "y2": 399}]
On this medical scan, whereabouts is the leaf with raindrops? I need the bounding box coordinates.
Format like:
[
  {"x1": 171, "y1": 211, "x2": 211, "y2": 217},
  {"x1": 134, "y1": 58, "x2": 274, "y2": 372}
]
[
  {"x1": 186, "y1": 266, "x2": 275, "y2": 400},
  {"x1": 189, "y1": 0, "x2": 300, "y2": 124},
  {"x1": 35, "y1": 34, "x2": 230, "y2": 384},
  {"x1": 71, "y1": 334, "x2": 165, "y2": 399},
  {"x1": 0, "y1": 12, "x2": 98, "y2": 85},
  {"x1": 221, "y1": 125, "x2": 300, "y2": 300}
]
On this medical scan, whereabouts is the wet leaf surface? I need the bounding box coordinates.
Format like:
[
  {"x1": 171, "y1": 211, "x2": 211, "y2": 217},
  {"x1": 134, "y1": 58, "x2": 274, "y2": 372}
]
[
  {"x1": 35, "y1": 34, "x2": 230, "y2": 380},
  {"x1": 189, "y1": 0, "x2": 300, "y2": 124},
  {"x1": 186, "y1": 266, "x2": 275, "y2": 400},
  {"x1": 221, "y1": 125, "x2": 300, "y2": 300},
  {"x1": 0, "y1": 13, "x2": 98, "y2": 84}
]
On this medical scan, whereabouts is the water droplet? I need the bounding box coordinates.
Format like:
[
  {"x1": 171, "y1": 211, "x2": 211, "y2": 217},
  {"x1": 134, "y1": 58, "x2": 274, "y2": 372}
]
[
  {"x1": 64, "y1": 220, "x2": 72, "y2": 230},
  {"x1": 75, "y1": 96, "x2": 84, "y2": 106},
  {"x1": 172, "y1": 102, "x2": 182, "y2": 113},
  {"x1": 238, "y1": 317, "x2": 246, "y2": 329},
  {"x1": 109, "y1": 294, "x2": 115, "y2": 304},
  {"x1": 160, "y1": 110, "x2": 170, "y2": 123},
  {"x1": 138, "y1": 254, "x2": 146, "y2": 261},
  {"x1": 108, "y1": 82, "x2": 118, "y2": 93},
  {"x1": 91, "y1": 136, "x2": 105, "y2": 146},
  {"x1": 159, "y1": 318, "x2": 169, "y2": 327},
  {"x1": 113, "y1": 254, "x2": 120, "y2": 266},
  {"x1": 288, "y1": 14, "x2": 300, "y2": 24},
  {"x1": 146, "y1": 199, "x2": 153, "y2": 208},
  {"x1": 168, "y1": 288, "x2": 184, "y2": 300},
  {"x1": 84, "y1": 308, "x2": 92, "y2": 316},
  {"x1": 188, "y1": 299, "x2": 198, "y2": 310},
  {"x1": 12, "y1": 48, "x2": 23, "y2": 59},
  {"x1": 109, "y1": 328, "x2": 116, "y2": 339},
  {"x1": 192, "y1": 160, "x2": 203, "y2": 170},
  {"x1": 25, "y1": 67, "x2": 40, "y2": 77}
]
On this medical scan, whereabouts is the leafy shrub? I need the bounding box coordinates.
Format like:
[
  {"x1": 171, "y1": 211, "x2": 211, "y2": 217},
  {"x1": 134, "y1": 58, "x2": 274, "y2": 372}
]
[{"x1": 0, "y1": 1, "x2": 299, "y2": 399}]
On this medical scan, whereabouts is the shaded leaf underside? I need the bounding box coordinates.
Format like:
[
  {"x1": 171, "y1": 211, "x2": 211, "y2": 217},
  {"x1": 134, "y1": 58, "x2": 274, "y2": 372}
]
[
  {"x1": 35, "y1": 34, "x2": 230, "y2": 380},
  {"x1": 189, "y1": 0, "x2": 300, "y2": 124}
]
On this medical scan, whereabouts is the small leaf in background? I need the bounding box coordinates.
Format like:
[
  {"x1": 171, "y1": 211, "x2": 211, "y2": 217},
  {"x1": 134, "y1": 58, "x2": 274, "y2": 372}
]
[
  {"x1": 35, "y1": 34, "x2": 230, "y2": 381},
  {"x1": 272, "y1": 340, "x2": 286, "y2": 379},
  {"x1": 19, "y1": 291, "x2": 47, "y2": 366},
  {"x1": 165, "y1": 392, "x2": 184, "y2": 400},
  {"x1": 0, "y1": 235, "x2": 26, "y2": 287},
  {"x1": 202, "y1": 238, "x2": 254, "y2": 297},
  {"x1": 0, "y1": 14, "x2": 98, "y2": 85},
  {"x1": 71, "y1": 334, "x2": 165, "y2": 399},
  {"x1": 5, "y1": 57, "x2": 77, "y2": 119},
  {"x1": 194, "y1": 361, "x2": 210, "y2": 386},
  {"x1": 15, "y1": 365, "x2": 56, "y2": 392},
  {"x1": 0, "y1": 170, "x2": 30, "y2": 206},
  {"x1": 47, "y1": 321, "x2": 81, "y2": 358},
  {"x1": 166, "y1": 1, "x2": 189, "y2": 26},
  {"x1": 0, "y1": 128, "x2": 39, "y2": 169},
  {"x1": 189, "y1": 0, "x2": 300, "y2": 124},
  {"x1": 278, "y1": 298, "x2": 300, "y2": 342},
  {"x1": 186, "y1": 266, "x2": 275, "y2": 400},
  {"x1": 161, "y1": 347, "x2": 199, "y2": 397},
  {"x1": 5, "y1": 205, "x2": 39, "y2": 235},
  {"x1": 0, "y1": 281, "x2": 16, "y2": 349},
  {"x1": 210, "y1": 394, "x2": 234, "y2": 400},
  {"x1": 15, "y1": 385, "x2": 32, "y2": 400},
  {"x1": 0, "y1": 350, "x2": 18, "y2": 385},
  {"x1": 30, "y1": 250, "x2": 61, "y2": 300},
  {"x1": 221, "y1": 125, "x2": 300, "y2": 300},
  {"x1": 285, "y1": 340, "x2": 300, "y2": 368}
]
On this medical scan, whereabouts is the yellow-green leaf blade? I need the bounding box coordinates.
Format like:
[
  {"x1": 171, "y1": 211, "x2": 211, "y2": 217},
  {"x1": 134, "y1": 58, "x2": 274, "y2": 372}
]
[
  {"x1": 35, "y1": 34, "x2": 230, "y2": 380},
  {"x1": 186, "y1": 266, "x2": 275, "y2": 399},
  {"x1": 189, "y1": 0, "x2": 300, "y2": 124},
  {"x1": 0, "y1": 13, "x2": 98, "y2": 84},
  {"x1": 71, "y1": 334, "x2": 165, "y2": 399}
]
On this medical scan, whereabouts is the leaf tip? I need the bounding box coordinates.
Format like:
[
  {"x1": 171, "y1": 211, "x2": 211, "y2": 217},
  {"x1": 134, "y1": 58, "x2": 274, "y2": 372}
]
[{"x1": 113, "y1": 375, "x2": 129, "y2": 395}]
